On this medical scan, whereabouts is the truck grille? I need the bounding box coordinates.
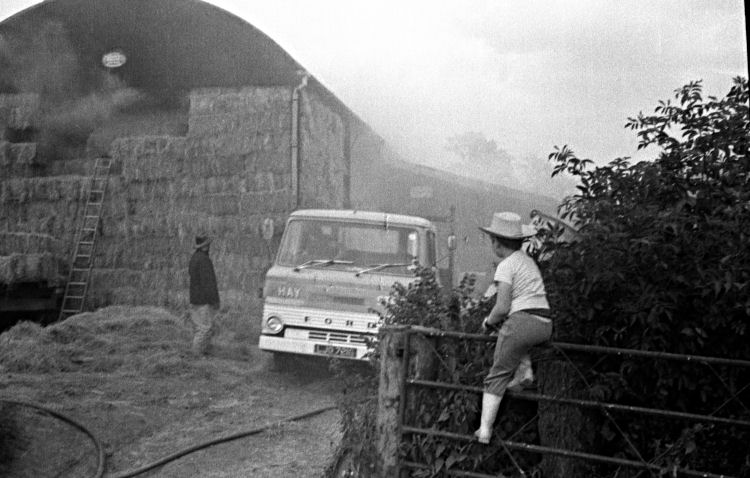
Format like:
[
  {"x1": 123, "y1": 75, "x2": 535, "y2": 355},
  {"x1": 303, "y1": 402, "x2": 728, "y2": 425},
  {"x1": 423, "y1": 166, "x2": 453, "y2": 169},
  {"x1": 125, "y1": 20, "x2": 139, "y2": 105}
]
[{"x1": 308, "y1": 330, "x2": 367, "y2": 345}]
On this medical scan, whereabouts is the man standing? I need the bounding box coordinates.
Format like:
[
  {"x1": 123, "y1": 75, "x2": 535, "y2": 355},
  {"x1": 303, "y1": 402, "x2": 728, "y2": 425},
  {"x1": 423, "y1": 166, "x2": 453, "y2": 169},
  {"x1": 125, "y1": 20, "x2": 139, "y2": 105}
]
[{"x1": 189, "y1": 235, "x2": 220, "y2": 355}]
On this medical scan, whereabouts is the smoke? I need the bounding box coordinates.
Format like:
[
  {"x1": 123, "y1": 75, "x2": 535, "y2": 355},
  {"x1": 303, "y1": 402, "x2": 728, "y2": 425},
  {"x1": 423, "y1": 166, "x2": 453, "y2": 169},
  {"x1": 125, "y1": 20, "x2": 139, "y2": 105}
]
[
  {"x1": 0, "y1": 20, "x2": 145, "y2": 161},
  {"x1": 0, "y1": 21, "x2": 80, "y2": 98}
]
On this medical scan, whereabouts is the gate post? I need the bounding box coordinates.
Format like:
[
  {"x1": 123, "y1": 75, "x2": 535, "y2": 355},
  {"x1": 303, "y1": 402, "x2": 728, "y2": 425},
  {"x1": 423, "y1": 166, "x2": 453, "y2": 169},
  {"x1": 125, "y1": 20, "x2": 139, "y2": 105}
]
[
  {"x1": 376, "y1": 325, "x2": 408, "y2": 477},
  {"x1": 537, "y1": 358, "x2": 598, "y2": 477}
]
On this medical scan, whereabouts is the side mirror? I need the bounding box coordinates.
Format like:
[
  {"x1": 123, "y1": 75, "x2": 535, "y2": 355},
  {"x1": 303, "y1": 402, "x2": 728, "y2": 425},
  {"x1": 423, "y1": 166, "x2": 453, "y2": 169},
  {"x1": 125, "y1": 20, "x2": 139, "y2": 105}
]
[
  {"x1": 447, "y1": 234, "x2": 457, "y2": 251},
  {"x1": 407, "y1": 232, "x2": 418, "y2": 259}
]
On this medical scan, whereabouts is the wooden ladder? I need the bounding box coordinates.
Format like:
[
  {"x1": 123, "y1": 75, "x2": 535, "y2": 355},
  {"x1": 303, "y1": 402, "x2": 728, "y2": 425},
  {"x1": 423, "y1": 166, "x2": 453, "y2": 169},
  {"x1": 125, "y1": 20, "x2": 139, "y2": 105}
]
[{"x1": 58, "y1": 156, "x2": 112, "y2": 321}]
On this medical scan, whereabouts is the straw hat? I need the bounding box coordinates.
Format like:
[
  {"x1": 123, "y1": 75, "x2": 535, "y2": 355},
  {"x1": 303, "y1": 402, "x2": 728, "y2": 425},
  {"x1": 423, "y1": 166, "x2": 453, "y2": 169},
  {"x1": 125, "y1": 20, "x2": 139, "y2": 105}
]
[
  {"x1": 479, "y1": 212, "x2": 536, "y2": 239},
  {"x1": 194, "y1": 235, "x2": 212, "y2": 249}
]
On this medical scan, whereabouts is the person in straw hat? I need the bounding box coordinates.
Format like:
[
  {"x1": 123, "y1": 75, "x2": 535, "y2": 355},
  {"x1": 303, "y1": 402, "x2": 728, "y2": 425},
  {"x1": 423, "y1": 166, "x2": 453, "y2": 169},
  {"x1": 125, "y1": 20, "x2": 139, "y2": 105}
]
[
  {"x1": 188, "y1": 235, "x2": 220, "y2": 356},
  {"x1": 474, "y1": 212, "x2": 553, "y2": 444}
]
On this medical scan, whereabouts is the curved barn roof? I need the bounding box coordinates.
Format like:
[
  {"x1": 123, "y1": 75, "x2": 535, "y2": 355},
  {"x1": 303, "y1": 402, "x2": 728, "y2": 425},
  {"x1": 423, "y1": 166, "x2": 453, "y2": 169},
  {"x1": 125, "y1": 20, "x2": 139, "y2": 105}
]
[{"x1": 1, "y1": 0, "x2": 305, "y2": 91}]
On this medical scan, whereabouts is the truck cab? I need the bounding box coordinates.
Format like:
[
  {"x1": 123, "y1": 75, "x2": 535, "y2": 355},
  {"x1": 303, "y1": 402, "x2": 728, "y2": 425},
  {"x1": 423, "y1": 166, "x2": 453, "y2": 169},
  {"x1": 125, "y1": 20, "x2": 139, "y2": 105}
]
[{"x1": 259, "y1": 209, "x2": 438, "y2": 360}]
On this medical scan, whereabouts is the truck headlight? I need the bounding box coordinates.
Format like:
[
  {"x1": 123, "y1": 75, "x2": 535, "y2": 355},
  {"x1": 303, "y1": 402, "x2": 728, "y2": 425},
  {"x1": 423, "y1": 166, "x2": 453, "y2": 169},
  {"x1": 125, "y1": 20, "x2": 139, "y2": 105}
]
[{"x1": 265, "y1": 316, "x2": 284, "y2": 334}]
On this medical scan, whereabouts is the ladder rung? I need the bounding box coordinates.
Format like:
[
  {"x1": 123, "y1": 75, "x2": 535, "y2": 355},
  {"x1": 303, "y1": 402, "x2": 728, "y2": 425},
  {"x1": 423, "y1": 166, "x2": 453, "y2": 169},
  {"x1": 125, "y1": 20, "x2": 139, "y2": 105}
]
[
  {"x1": 72, "y1": 268, "x2": 90, "y2": 272},
  {"x1": 84, "y1": 215, "x2": 100, "y2": 219},
  {"x1": 76, "y1": 254, "x2": 91, "y2": 258},
  {"x1": 65, "y1": 296, "x2": 84, "y2": 300},
  {"x1": 80, "y1": 241, "x2": 94, "y2": 245},
  {"x1": 61, "y1": 309, "x2": 81, "y2": 314},
  {"x1": 82, "y1": 227, "x2": 97, "y2": 232},
  {"x1": 68, "y1": 282, "x2": 86, "y2": 286}
]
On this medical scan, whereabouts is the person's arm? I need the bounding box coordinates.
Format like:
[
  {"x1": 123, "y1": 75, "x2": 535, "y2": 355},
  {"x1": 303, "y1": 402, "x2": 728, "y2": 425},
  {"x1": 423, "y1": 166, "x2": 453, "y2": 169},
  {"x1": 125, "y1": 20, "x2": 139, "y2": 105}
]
[{"x1": 483, "y1": 281, "x2": 511, "y2": 330}]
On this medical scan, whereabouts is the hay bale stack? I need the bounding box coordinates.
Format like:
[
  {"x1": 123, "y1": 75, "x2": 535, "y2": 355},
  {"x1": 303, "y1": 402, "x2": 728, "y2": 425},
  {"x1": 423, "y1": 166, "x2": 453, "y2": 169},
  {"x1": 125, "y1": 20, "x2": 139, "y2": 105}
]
[
  {"x1": 0, "y1": 93, "x2": 40, "y2": 132},
  {"x1": 299, "y1": 89, "x2": 346, "y2": 209},
  {"x1": 0, "y1": 176, "x2": 87, "y2": 250},
  {"x1": 83, "y1": 86, "x2": 302, "y2": 311}
]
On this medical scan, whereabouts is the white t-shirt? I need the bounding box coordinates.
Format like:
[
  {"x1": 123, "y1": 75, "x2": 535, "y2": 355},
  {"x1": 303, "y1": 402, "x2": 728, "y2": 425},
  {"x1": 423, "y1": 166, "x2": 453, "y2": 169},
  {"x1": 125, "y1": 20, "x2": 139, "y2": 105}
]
[{"x1": 493, "y1": 250, "x2": 549, "y2": 315}]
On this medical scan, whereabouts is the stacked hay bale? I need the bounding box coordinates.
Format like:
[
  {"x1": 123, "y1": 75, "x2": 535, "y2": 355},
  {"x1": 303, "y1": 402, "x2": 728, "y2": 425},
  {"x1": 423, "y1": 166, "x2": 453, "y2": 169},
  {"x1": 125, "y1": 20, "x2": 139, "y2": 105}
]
[
  {"x1": 0, "y1": 179, "x2": 83, "y2": 288},
  {"x1": 91, "y1": 87, "x2": 306, "y2": 311},
  {"x1": 298, "y1": 89, "x2": 347, "y2": 208},
  {"x1": 0, "y1": 94, "x2": 42, "y2": 177},
  {"x1": 2, "y1": 86, "x2": 352, "y2": 315},
  {"x1": 1, "y1": 93, "x2": 73, "y2": 290}
]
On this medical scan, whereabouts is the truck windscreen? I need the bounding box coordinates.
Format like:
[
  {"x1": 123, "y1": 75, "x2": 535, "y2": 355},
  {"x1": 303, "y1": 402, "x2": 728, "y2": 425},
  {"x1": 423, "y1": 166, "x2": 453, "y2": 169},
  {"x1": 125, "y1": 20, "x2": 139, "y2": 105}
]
[{"x1": 277, "y1": 219, "x2": 419, "y2": 275}]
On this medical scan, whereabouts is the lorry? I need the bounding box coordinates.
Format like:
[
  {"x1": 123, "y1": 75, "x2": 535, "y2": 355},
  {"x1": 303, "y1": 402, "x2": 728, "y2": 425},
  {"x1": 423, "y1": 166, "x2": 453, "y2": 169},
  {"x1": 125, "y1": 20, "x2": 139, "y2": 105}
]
[{"x1": 259, "y1": 209, "x2": 440, "y2": 361}]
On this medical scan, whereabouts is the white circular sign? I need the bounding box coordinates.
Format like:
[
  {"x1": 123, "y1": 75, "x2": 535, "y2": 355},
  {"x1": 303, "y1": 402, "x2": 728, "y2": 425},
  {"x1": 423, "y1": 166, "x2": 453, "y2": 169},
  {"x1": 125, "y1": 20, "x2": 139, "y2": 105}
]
[{"x1": 102, "y1": 50, "x2": 127, "y2": 69}]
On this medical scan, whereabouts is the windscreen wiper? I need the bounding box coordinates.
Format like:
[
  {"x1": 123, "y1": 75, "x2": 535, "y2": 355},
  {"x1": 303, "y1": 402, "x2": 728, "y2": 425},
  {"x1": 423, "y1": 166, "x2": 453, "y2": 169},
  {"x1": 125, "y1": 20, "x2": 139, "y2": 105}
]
[
  {"x1": 355, "y1": 263, "x2": 412, "y2": 277},
  {"x1": 294, "y1": 259, "x2": 353, "y2": 271}
]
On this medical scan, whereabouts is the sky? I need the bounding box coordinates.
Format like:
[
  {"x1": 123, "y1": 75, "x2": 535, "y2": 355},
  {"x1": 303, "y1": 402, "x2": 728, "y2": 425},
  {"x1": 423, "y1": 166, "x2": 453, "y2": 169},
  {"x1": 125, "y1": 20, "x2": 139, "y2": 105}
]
[{"x1": 1, "y1": 0, "x2": 748, "y2": 180}]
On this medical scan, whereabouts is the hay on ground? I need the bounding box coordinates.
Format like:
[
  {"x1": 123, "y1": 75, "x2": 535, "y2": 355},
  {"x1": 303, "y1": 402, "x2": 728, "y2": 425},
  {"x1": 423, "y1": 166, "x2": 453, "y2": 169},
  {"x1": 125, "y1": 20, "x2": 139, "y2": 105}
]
[{"x1": 0, "y1": 307, "x2": 192, "y2": 374}]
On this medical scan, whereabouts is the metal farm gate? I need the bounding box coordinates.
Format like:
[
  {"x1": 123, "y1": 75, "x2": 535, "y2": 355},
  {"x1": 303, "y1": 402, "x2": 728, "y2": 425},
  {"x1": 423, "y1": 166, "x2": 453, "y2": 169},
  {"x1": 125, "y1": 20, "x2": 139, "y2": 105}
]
[{"x1": 375, "y1": 325, "x2": 750, "y2": 478}]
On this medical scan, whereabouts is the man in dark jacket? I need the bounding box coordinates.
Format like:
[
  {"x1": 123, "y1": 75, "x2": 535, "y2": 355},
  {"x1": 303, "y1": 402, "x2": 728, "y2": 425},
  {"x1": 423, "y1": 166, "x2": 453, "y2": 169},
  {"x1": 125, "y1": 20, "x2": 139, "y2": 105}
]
[{"x1": 188, "y1": 235, "x2": 220, "y2": 355}]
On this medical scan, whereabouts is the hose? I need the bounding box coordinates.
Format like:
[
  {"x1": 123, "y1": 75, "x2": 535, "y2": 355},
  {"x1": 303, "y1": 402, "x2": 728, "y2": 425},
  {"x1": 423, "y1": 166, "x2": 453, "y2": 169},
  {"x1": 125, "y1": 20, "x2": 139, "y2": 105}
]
[
  {"x1": 2, "y1": 398, "x2": 336, "y2": 478},
  {"x1": 1, "y1": 398, "x2": 106, "y2": 478},
  {"x1": 110, "y1": 404, "x2": 336, "y2": 478}
]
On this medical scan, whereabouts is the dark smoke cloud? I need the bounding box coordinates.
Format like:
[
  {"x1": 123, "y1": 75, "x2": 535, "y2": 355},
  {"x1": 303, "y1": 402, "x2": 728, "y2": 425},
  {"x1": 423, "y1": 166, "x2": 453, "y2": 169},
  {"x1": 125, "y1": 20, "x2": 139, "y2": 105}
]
[
  {"x1": 1, "y1": 21, "x2": 144, "y2": 161},
  {"x1": 0, "y1": 21, "x2": 79, "y2": 98}
]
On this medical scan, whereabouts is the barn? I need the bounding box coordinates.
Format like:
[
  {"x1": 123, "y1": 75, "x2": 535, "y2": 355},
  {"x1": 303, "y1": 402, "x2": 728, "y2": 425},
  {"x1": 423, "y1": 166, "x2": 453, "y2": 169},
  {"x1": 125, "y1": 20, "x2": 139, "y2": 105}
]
[{"x1": 0, "y1": 0, "x2": 557, "y2": 321}]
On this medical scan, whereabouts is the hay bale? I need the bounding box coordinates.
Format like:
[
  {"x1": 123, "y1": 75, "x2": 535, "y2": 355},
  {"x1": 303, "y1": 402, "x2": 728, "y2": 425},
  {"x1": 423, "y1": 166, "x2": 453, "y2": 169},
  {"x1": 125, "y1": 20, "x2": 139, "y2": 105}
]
[
  {"x1": 0, "y1": 141, "x2": 9, "y2": 168},
  {"x1": 9, "y1": 143, "x2": 38, "y2": 165},
  {"x1": 3, "y1": 200, "x2": 83, "y2": 242},
  {"x1": 112, "y1": 136, "x2": 186, "y2": 182},
  {"x1": 0, "y1": 176, "x2": 88, "y2": 203},
  {"x1": 240, "y1": 190, "x2": 292, "y2": 213},
  {"x1": 0, "y1": 93, "x2": 40, "y2": 129},
  {"x1": 0, "y1": 253, "x2": 62, "y2": 284},
  {"x1": 0, "y1": 232, "x2": 60, "y2": 255},
  {"x1": 188, "y1": 87, "x2": 290, "y2": 118}
]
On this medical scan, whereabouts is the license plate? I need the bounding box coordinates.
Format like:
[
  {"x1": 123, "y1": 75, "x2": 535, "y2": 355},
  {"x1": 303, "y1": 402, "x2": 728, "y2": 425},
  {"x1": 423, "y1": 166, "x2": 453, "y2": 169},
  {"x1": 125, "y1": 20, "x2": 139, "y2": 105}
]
[{"x1": 314, "y1": 344, "x2": 357, "y2": 358}]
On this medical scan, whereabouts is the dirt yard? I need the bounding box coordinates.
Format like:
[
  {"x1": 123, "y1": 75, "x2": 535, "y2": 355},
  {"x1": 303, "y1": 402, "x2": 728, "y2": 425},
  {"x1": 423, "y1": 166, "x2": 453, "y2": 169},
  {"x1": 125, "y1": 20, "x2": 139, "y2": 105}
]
[{"x1": 0, "y1": 306, "x2": 349, "y2": 478}]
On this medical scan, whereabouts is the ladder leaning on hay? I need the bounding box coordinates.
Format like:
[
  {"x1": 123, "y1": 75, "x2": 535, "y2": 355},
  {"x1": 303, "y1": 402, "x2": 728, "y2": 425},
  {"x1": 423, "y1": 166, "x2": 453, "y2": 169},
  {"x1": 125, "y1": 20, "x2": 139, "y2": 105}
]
[{"x1": 57, "y1": 157, "x2": 112, "y2": 321}]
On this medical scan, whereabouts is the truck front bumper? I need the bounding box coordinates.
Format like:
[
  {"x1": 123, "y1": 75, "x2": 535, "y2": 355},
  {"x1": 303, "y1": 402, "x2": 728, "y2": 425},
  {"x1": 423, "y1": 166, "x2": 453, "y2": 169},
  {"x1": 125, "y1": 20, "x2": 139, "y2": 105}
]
[{"x1": 259, "y1": 334, "x2": 372, "y2": 360}]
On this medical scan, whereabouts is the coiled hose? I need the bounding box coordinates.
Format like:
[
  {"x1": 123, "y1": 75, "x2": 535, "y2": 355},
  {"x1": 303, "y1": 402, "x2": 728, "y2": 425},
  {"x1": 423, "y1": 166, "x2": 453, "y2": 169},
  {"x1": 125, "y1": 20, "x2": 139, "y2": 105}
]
[
  {"x1": 1, "y1": 399, "x2": 105, "y2": 478},
  {"x1": 1, "y1": 398, "x2": 336, "y2": 478}
]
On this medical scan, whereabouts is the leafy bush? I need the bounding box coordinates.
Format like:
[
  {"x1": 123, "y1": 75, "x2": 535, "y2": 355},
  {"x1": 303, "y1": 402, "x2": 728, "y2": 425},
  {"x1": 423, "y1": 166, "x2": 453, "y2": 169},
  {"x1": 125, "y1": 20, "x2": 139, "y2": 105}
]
[{"x1": 535, "y1": 77, "x2": 749, "y2": 475}]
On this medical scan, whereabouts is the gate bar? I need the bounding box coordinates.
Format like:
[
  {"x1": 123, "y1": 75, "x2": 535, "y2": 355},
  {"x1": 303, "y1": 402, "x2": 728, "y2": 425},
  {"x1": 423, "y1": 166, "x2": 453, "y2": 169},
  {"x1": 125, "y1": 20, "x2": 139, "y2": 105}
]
[
  {"x1": 401, "y1": 426, "x2": 736, "y2": 478},
  {"x1": 403, "y1": 327, "x2": 750, "y2": 368},
  {"x1": 408, "y1": 379, "x2": 750, "y2": 428}
]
